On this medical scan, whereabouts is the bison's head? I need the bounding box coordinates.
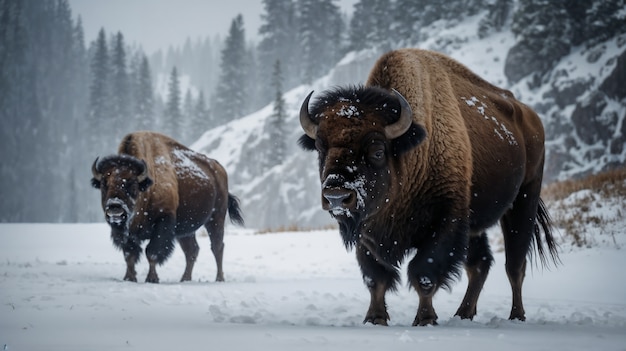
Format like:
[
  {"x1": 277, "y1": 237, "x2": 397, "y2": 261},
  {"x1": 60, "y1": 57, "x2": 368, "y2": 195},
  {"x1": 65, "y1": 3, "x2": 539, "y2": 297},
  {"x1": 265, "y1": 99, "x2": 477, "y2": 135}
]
[
  {"x1": 298, "y1": 86, "x2": 426, "y2": 244},
  {"x1": 91, "y1": 155, "x2": 153, "y2": 229}
]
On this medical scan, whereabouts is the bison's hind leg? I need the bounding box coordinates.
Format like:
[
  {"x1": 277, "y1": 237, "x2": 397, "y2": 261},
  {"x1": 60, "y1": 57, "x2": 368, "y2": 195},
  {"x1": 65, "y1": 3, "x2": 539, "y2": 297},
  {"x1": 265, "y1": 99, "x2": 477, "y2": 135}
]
[
  {"x1": 500, "y1": 178, "x2": 544, "y2": 321},
  {"x1": 177, "y1": 235, "x2": 200, "y2": 282},
  {"x1": 205, "y1": 219, "x2": 226, "y2": 282},
  {"x1": 455, "y1": 231, "x2": 494, "y2": 320}
]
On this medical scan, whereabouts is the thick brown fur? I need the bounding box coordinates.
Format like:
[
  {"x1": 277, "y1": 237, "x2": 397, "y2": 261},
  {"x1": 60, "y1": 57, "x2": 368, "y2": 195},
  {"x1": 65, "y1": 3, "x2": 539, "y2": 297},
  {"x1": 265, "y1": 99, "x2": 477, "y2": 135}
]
[
  {"x1": 92, "y1": 131, "x2": 244, "y2": 283},
  {"x1": 299, "y1": 49, "x2": 558, "y2": 326}
]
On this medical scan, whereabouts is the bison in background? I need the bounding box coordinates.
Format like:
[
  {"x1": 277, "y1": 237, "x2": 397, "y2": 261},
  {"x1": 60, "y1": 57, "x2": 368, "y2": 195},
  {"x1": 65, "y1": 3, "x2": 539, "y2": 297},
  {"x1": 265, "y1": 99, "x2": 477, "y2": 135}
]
[
  {"x1": 91, "y1": 131, "x2": 244, "y2": 283},
  {"x1": 298, "y1": 49, "x2": 559, "y2": 326}
]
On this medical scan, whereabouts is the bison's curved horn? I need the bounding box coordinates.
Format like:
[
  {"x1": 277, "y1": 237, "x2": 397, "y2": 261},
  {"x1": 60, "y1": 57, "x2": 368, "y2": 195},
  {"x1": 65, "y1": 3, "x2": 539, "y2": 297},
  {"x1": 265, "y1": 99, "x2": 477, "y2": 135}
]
[
  {"x1": 385, "y1": 89, "x2": 413, "y2": 139},
  {"x1": 299, "y1": 91, "x2": 318, "y2": 139},
  {"x1": 137, "y1": 159, "x2": 149, "y2": 183},
  {"x1": 91, "y1": 157, "x2": 102, "y2": 181}
]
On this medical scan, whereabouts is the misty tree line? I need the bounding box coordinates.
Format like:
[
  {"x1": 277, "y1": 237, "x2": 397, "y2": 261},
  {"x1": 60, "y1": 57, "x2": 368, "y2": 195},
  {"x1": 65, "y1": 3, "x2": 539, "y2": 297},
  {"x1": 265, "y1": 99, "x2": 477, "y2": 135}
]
[{"x1": 1, "y1": 0, "x2": 625, "y2": 222}]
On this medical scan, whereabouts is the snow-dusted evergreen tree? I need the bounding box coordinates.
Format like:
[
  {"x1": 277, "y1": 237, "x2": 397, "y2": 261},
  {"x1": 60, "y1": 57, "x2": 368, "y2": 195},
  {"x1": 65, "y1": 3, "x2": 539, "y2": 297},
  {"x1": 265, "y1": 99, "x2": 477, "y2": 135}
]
[
  {"x1": 188, "y1": 90, "x2": 211, "y2": 142},
  {"x1": 194, "y1": 37, "x2": 219, "y2": 100},
  {"x1": 182, "y1": 88, "x2": 194, "y2": 144},
  {"x1": 257, "y1": 0, "x2": 298, "y2": 104},
  {"x1": 164, "y1": 66, "x2": 182, "y2": 140},
  {"x1": 244, "y1": 43, "x2": 263, "y2": 113},
  {"x1": 68, "y1": 15, "x2": 91, "y2": 222},
  {"x1": 265, "y1": 59, "x2": 287, "y2": 169},
  {"x1": 213, "y1": 14, "x2": 247, "y2": 124},
  {"x1": 391, "y1": 0, "x2": 423, "y2": 45},
  {"x1": 0, "y1": 0, "x2": 35, "y2": 222},
  {"x1": 132, "y1": 54, "x2": 154, "y2": 131},
  {"x1": 110, "y1": 32, "x2": 130, "y2": 138},
  {"x1": 297, "y1": 0, "x2": 345, "y2": 84},
  {"x1": 0, "y1": 0, "x2": 94, "y2": 222},
  {"x1": 349, "y1": 0, "x2": 392, "y2": 51},
  {"x1": 88, "y1": 28, "x2": 111, "y2": 149}
]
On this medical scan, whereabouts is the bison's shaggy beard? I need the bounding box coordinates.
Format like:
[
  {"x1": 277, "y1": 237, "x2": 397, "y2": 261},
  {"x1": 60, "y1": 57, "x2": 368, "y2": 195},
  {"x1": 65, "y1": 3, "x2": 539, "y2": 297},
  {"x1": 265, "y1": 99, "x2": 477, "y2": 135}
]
[{"x1": 334, "y1": 211, "x2": 362, "y2": 249}]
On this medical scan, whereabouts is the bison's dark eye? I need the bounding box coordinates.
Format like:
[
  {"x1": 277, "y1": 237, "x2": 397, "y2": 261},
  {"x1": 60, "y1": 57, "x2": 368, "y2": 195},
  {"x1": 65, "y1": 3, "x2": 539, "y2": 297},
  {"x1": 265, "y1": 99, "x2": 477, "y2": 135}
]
[{"x1": 367, "y1": 142, "x2": 386, "y2": 167}]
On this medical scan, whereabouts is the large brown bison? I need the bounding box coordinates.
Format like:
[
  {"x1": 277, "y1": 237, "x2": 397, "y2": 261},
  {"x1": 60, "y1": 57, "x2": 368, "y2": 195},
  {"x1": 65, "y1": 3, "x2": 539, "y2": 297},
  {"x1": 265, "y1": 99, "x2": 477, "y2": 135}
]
[
  {"x1": 91, "y1": 131, "x2": 244, "y2": 283},
  {"x1": 298, "y1": 49, "x2": 559, "y2": 326}
]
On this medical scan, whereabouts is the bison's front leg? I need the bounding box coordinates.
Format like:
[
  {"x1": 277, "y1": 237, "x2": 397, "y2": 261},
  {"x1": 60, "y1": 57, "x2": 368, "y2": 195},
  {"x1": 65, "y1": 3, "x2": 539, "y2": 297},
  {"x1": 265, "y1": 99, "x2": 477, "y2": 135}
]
[
  {"x1": 119, "y1": 237, "x2": 141, "y2": 282},
  {"x1": 356, "y1": 243, "x2": 399, "y2": 326},
  {"x1": 407, "y1": 217, "x2": 468, "y2": 326},
  {"x1": 123, "y1": 252, "x2": 139, "y2": 282},
  {"x1": 144, "y1": 216, "x2": 177, "y2": 283}
]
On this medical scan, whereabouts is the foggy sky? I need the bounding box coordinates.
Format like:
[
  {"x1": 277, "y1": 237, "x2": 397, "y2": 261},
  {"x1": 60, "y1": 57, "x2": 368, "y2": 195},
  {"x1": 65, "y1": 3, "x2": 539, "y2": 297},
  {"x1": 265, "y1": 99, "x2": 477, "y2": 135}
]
[{"x1": 69, "y1": 0, "x2": 357, "y2": 54}]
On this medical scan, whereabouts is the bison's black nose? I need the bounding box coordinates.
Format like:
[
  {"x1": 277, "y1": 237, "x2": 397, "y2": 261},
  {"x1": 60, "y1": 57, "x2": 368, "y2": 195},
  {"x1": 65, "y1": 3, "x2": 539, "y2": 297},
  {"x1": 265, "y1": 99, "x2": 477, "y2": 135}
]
[
  {"x1": 105, "y1": 198, "x2": 129, "y2": 225},
  {"x1": 322, "y1": 188, "x2": 357, "y2": 213}
]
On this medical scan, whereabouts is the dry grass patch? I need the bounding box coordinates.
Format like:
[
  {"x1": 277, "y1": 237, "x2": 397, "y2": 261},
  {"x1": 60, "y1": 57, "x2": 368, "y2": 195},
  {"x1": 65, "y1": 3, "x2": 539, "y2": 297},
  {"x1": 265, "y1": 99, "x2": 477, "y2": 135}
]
[
  {"x1": 542, "y1": 167, "x2": 626, "y2": 248},
  {"x1": 542, "y1": 167, "x2": 626, "y2": 202}
]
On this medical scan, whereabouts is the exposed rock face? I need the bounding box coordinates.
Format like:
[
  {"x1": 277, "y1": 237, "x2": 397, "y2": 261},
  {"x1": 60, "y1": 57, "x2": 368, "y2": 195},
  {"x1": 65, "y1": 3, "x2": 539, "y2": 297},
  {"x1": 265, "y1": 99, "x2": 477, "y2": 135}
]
[{"x1": 535, "y1": 37, "x2": 626, "y2": 182}]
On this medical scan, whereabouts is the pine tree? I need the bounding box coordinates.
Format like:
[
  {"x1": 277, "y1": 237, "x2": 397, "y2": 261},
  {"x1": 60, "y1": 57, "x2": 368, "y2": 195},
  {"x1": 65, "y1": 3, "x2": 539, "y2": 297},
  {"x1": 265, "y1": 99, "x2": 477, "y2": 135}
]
[
  {"x1": 69, "y1": 15, "x2": 91, "y2": 222},
  {"x1": 0, "y1": 0, "x2": 32, "y2": 221},
  {"x1": 297, "y1": 0, "x2": 345, "y2": 83},
  {"x1": 110, "y1": 31, "x2": 130, "y2": 138},
  {"x1": 164, "y1": 66, "x2": 182, "y2": 140},
  {"x1": 182, "y1": 88, "x2": 194, "y2": 143},
  {"x1": 213, "y1": 14, "x2": 247, "y2": 124},
  {"x1": 89, "y1": 28, "x2": 110, "y2": 137},
  {"x1": 257, "y1": 0, "x2": 297, "y2": 103},
  {"x1": 189, "y1": 90, "x2": 210, "y2": 142},
  {"x1": 0, "y1": 0, "x2": 92, "y2": 221},
  {"x1": 391, "y1": 0, "x2": 423, "y2": 44},
  {"x1": 349, "y1": 0, "x2": 392, "y2": 51},
  {"x1": 266, "y1": 59, "x2": 286, "y2": 169},
  {"x1": 133, "y1": 54, "x2": 154, "y2": 131}
]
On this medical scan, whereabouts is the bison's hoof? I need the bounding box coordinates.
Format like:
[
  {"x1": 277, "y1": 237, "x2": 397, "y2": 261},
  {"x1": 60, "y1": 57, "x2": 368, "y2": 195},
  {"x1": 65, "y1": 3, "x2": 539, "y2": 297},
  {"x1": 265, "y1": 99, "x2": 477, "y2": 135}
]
[
  {"x1": 412, "y1": 313, "x2": 438, "y2": 326},
  {"x1": 123, "y1": 275, "x2": 137, "y2": 282},
  {"x1": 454, "y1": 303, "x2": 477, "y2": 320},
  {"x1": 180, "y1": 275, "x2": 192, "y2": 282},
  {"x1": 508, "y1": 313, "x2": 526, "y2": 322},
  {"x1": 363, "y1": 316, "x2": 389, "y2": 326},
  {"x1": 363, "y1": 310, "x2": 390, "y2": 326},
  {"x1": 145, "y1": 275, "x2": 160, "y2": 284}
]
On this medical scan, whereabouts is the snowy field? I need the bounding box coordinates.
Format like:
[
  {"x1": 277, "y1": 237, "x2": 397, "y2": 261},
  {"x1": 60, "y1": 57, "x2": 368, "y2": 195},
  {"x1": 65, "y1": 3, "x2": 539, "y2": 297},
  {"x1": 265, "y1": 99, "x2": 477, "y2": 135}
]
[{"x1": 1, "y1": 223, "x2": 625, "y2": 351}]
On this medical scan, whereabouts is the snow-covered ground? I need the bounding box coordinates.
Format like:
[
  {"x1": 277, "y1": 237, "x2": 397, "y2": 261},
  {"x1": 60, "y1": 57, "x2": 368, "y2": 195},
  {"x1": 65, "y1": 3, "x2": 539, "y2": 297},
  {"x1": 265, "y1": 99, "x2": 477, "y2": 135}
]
[{"x1": 1, "y1": 222, "x2": 625, "y2": 350}]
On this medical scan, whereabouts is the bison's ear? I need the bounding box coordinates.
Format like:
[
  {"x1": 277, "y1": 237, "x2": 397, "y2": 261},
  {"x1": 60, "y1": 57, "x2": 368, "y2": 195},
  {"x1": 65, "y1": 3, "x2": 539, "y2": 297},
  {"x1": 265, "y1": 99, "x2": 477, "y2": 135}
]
[
  {"x1": 391, "y1": 123, "x2": 427, "y2": 156},
  {"x1": 138, "y1": 177, "x2": 153, "y2": 192},
  {"x1": 298, "y1": 134, "x2": 316, "y2": 151},
  {"x1": 91, "y1": 178, "x2": 101, "y2": 189}
]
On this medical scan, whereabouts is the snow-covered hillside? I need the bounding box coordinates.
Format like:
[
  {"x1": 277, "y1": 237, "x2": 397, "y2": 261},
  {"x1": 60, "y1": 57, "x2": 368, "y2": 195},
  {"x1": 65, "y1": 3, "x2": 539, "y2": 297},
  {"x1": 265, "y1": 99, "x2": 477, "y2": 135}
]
[
  {"x1": 193, "y1": 11, "x2": 626, "y2": 230},
  {"x1": 1, "y1": 211, "x2": 625, "y2": 350}
]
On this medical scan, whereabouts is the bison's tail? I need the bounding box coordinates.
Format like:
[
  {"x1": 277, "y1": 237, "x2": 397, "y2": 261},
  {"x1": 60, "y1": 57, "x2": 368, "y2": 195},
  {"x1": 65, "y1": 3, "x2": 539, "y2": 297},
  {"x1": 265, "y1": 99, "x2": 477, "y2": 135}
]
[
  {"x1": 532, "y1": 198, "x2": 560, "y2": 267},
  {"x1": 227, "y1": 194, "x2": 245, "y2": 226}
]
